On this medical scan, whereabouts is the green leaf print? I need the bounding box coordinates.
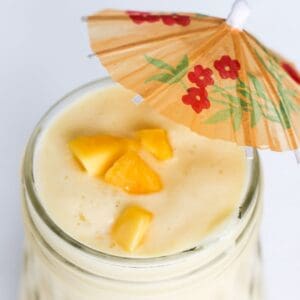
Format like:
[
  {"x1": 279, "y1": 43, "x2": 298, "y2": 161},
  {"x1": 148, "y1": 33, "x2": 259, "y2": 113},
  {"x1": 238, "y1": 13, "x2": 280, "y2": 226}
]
[
  {"x1": 248, "y1": 73, "x2": 266, "y2": 99},
  {"x1": 238, "y1": 88, "x2": 249, "y2": 98},
  {"x1": 276, "y1": 83, "x2": 300, "y2": 114},
  {"x1": 144, "y1": 54, "x2": 189, "y2": 85},
  {"x1": 264, "y1": 113, "x2": 280, "y2": 123},
  {"x1": 213, "y1": 85, "x2": 248, "y2": 109},
  {"x1": 144, "y1": 73, "x2": 174, "y2": 83},
  {"x1": 175, "y1": 55, "x2": 189, "y2": 75},
  {"x1": 205, "y1": 109, "x2": 232, "y2": 124},
  {"x1": 278, "y1": 100, "x2": 292, "y2": 129},
  {"x1": 250, "y1": 99, "x2": 262, "y2": 127},
  {"x1": 255, "y1": 50, "x2": 280, "y2": 82},
  {"x1": 144, "y1": 55, "x2": 175, "y2": 73},
  {"x1": 277, "y1": 83, "x2": 291, "y2": 115},
  {"x1": 237, "y1": 79, "x2": 246, "y2": 89},
  {"x1": 232, "y1": 107, "x2": 243, "y2": 131},
  {"x1": 286, "y1": 97, "x2": 300, "y2": 112},
  {"x1": 222, "y1": 93, "x2": 248, "y2": 109}
]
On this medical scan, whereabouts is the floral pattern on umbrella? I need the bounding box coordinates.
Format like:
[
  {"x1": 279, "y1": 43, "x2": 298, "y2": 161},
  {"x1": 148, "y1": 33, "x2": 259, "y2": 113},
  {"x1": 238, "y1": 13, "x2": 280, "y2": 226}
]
[
  {"x1": 87, "y1": 9, "x2": 300, "y2": 151},
  {"x1": 144, "y1": 51, "x2": 300, "y2": 133}
]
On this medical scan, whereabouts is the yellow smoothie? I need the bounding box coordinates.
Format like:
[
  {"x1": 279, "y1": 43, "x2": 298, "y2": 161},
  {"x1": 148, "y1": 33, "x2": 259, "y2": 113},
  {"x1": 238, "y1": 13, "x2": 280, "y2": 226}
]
[
  {"x1": 34, "y1": 84, "x2": 247, "y2": 258},
  {"x1": 21, "y1": 80, "x2": 263, "y2": 300}
]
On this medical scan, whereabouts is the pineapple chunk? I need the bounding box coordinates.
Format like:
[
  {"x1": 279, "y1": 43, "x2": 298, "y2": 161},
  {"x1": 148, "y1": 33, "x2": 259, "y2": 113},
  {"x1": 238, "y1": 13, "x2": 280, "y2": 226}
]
[
  {"x1": 136, "y1": 129, "x2": 173, "y2": 160},
  {"x1": 112, "y1": 206, "x2": 153, "y2": 252},
  {"x1": 69, "y1": 135, "x2": 130, "y2": 176},
  {"x1": 104, "y1": 151, "x2": 162, "y2": 194}
]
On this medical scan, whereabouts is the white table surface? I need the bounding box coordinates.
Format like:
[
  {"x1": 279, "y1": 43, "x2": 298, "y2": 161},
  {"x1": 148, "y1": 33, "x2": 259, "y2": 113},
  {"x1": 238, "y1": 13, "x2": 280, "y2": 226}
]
[{"x1": 0, "y1": 0, "x2": 299, "y2": 299}]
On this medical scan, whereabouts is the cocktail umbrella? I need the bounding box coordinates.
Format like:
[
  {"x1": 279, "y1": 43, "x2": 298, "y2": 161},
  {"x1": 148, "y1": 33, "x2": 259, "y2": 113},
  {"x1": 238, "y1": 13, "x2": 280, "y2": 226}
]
[{"x1": 86, "y1": 0, "x2": 300, "y2": 160}]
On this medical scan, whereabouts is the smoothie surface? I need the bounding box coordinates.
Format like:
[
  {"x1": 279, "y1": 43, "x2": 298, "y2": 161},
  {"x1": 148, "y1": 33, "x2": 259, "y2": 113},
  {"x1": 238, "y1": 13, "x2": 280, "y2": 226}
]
[{"x1": 34, "y1": 85, "x2": 247, "y2": 257}]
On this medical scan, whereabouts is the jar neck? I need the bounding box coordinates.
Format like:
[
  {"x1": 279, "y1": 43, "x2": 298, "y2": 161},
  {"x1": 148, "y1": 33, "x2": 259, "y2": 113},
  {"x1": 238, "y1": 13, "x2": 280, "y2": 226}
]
[{"x1": 22, "y1": 175, "x2": 262, "y2": 284}]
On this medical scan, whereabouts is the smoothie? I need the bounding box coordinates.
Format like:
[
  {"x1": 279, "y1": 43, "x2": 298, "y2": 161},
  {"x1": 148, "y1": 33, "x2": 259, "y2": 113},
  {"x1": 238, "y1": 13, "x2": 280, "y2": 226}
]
[
  {"x1": 34, "y1": 84, "x2": 246, "y2": 258},
  {"x1": 21, "y1": 80, "x2": 262, "y2": 300}
]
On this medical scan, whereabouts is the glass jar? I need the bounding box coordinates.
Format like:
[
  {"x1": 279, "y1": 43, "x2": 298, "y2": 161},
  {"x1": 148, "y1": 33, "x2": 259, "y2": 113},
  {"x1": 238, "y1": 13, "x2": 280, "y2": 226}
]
[{"x1": 20, "y1": 79, "x2": 263, "y2": 300}]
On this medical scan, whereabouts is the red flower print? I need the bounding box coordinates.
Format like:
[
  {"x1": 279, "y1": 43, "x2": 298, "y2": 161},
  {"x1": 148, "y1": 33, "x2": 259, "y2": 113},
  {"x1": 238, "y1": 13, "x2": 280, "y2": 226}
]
[
  {"x1": 188, "y1": 65, "x2": 214, "y2": 88},
  {"x1": 214, "y1": 55, "x2": 241, "y2": 80},
  {"x1": 182, "y1": 87, "x2": 211, "y2": 113},
  {"x1": 161, "y1": 14, "x2": 191, "y2": 26},
  {"x1": 127, "y1": 11, "x2": 160, "y2": 24},
  {"x1": 282, "y1": 62, "x2": 300, "y2": 84},
  {"x1": 145, "y1": 15, "x2": 161, "y2": 23},
  {"x1": 127, "y1": 11, "x2": 191, "y2": 26}
]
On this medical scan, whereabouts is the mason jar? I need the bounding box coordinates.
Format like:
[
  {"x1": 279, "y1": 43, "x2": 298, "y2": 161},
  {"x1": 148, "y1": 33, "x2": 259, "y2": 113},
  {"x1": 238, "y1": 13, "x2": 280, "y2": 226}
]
[{"x1": 20, "y1": 79, "x2": 264, "y2": 300}]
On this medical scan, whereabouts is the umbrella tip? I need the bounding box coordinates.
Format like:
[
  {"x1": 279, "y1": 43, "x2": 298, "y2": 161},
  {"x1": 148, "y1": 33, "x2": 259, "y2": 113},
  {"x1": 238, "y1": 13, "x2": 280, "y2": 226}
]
[
  {"x1": 294, "y1": 150, "x2": 300, "y2": 164},
  {"x1": 227, "y1": 0, "x2": 251, "y2": 30}
]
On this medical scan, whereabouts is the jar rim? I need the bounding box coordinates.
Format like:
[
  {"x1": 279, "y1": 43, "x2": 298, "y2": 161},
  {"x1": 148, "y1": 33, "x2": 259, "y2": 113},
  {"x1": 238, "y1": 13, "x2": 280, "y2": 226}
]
[{"x1": 22, "y1": 77, "x2": 261, "y2": 267}]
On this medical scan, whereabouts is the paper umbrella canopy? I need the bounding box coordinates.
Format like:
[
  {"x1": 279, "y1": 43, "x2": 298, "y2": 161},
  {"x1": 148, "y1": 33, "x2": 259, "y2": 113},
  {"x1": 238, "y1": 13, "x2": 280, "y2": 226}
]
[{"x1": 87, "y1": 0, "x2": 300, "y2": 155}]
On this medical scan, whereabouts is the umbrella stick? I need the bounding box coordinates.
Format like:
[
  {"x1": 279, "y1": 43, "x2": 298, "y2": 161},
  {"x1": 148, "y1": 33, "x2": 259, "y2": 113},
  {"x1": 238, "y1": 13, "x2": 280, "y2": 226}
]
[
  {"x1": 294, "y1": 150, "x2": 300, "y2": 164},
  {"x1": 245, "y1": 147, "x2": 254, "y2": 160},
  {"x1": 132, "y1": 95, "x2": 144, "y2": 105}
]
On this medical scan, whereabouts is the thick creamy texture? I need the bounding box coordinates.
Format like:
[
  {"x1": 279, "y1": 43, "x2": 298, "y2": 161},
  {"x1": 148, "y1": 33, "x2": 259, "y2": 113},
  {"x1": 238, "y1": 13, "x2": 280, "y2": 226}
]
[{"x1": 34, "y1": 85, "x2": 246, "y2": 258}]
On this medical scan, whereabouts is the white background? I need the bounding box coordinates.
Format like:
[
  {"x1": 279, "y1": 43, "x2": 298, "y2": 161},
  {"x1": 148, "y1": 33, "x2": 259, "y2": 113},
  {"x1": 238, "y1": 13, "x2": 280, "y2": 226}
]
[{"x1": 0, "y1": 0, "x2": 299, "y2": 299}]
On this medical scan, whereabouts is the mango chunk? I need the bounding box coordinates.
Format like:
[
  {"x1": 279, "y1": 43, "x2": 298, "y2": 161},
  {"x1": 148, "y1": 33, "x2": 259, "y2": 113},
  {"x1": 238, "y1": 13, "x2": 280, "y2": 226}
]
[
  {"x1": 104, "y1": 151, "x2": 162, "y2": 194},
  {"x1": 69, "y1": 135, "x2": 128, "y2": 176},
  {"x1": 112, "y1": 206, "x2": 153, "y2": 252},
  {"x1": 136, "y1": 129, "x2": 173, "y2": 160}
]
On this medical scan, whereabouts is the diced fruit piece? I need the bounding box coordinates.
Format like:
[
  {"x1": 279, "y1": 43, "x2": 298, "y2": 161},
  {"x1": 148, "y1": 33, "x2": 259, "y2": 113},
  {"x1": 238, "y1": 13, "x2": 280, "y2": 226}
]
[
  {"x1": 104, "y1": 151, "x2": 163, "y2": 194},
  {"x1": 112, "y1": 206, "x2": 153, "y2": 252},
  {"x1": 136, "y1": 129, "x2": 173, "y2": 160},
  {"x1": 69, "y1": 135, "x2": 127, "y2": 176}
]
